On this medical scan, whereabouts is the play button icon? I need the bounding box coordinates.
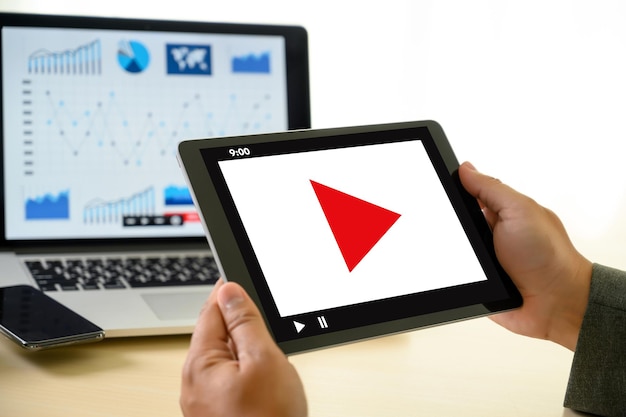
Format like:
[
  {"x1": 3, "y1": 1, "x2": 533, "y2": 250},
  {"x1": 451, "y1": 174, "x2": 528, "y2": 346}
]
[
  {"x1": 293, "y1": 321, "x2": 305, "y2": 333},
  {"x1": 310, "y1": 180, "x2": 401, "y2": 272}
]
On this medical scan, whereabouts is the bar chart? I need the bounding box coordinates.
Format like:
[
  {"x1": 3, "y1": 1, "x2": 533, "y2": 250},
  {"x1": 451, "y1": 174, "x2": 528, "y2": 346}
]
[
  {"x1": 83, "y1": 187, "x2": 155, "y2": 224},
  {"x1": 28, "y1": 39, "x2": 102, "y2": 75}
]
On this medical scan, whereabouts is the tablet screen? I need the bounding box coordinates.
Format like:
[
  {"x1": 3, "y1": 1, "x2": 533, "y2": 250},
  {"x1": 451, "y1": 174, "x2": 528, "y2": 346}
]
[{"x1": 180, "y1": 121, "x2": 521, "y2": 353}]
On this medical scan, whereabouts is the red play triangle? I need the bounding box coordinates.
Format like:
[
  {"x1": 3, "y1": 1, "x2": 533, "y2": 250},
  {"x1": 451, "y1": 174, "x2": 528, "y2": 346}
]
[{"x1": 310, "y1": 180, "x2": 401, "y2": 272}]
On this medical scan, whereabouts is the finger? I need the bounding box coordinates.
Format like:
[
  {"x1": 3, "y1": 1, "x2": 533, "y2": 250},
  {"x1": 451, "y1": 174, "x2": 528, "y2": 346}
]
[
  {"x1": 187, "y1": 279, "x2": 232, "y2": 360},
  {"x1": 458, "y1": 161, "x2": 518, "y2": 216},
  {"x1": 216, "y1": 282, "x2": 279, "y2": 363}
]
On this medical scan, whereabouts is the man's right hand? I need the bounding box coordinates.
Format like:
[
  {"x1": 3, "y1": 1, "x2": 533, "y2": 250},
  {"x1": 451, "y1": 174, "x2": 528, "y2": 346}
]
[{"x1": 459, "y1": 162, "x2": 592, "y2": 351}]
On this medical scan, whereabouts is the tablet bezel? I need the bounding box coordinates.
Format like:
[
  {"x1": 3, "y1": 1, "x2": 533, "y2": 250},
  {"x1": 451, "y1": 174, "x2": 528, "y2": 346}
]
[{"x1": 177, "y1": 121, "x2": 522, "y2": 354}]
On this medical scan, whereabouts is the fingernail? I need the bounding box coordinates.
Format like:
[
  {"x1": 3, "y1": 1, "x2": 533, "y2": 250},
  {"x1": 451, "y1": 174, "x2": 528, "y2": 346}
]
[
  {"x1": 464, "y1": 161, "x2": 477, "y2": 171},
  {"x1": 218, "y1": 283, "x2": 245, "y2": 310}
]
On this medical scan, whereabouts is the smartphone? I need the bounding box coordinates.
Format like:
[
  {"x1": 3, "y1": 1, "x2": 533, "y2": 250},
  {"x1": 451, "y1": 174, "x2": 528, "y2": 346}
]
[{"x1": 0, "y1": 285, "x2": 105, "y2": 350}]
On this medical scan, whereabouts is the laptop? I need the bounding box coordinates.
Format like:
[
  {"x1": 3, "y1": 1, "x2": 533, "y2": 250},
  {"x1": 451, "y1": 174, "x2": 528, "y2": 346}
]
[{"x1": 0, "y1": 12, "x2": 310, "y2": 337}]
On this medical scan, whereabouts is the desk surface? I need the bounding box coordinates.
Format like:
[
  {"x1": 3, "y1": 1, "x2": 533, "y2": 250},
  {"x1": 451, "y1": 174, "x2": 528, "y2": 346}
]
[{"x1": 0, "y1": 317, "x2": 584, "y2": 417}]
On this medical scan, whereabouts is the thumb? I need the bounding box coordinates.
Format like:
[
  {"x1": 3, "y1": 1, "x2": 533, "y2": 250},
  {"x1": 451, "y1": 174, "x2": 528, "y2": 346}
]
[
  {"x1": 458, "y1": 161, "x2": 517, "y2": 215},
  {"x1": 216, "y1": 282, "x2": 278, "y2": 360}
]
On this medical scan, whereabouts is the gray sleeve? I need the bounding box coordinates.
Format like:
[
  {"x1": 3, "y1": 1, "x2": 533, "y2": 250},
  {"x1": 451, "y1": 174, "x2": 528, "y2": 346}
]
[{"x1": 564, "y1": 263, "x2": 626, "y2": 416}]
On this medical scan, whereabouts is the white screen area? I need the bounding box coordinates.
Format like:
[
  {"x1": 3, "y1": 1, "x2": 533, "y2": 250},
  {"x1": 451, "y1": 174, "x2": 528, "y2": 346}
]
[
  {"x1": 2, "y1": 26, "x2": 288, "y2": 239},
  {"x1": 218, "y1": 140, "x2": 487, "y2": 317}
]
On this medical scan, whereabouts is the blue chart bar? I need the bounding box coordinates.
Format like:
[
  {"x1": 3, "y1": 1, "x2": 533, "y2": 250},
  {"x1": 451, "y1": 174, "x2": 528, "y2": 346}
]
[
  {"x1": 84, "y1": 187, "x2": 155, "y2": 224},
  {"x1": 164, "y1": 185, "x2": 193, "y2": 205},
  {"x1": 232, "y1": 52, "x2": 270, "y2": 74},
  {"x1": 28, "y1": 39, "x2": 102, "y2": 75},
  {"x1": 25, "y1": 190, "x2": 70, "y2": 220}
]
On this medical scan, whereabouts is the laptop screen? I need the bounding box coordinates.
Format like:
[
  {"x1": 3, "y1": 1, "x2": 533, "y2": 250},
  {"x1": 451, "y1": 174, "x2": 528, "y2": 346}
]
[{"x1": 0, "y1": 13, "x2": 310, "y2": 243}]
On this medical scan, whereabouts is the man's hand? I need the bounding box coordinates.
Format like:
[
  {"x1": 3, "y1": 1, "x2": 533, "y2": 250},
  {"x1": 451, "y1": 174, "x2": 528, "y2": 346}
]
[
  {"x1": 180, "y1": 279, "x2": 308, "y2": 417},
  {"x1": 459, "y1": 162, "x2": 592, "y2": 351}
]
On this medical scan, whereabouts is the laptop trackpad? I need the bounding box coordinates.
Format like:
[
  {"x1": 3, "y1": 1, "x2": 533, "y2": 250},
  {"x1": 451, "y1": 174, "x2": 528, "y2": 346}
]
[{"x1": 142, "y1": 292, "x2": 208, "y2": 320}]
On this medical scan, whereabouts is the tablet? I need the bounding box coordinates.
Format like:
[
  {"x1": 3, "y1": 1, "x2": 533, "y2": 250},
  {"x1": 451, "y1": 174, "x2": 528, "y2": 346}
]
[{"x1": 177, "y1": 120, "x2": 522, "y2": 354}]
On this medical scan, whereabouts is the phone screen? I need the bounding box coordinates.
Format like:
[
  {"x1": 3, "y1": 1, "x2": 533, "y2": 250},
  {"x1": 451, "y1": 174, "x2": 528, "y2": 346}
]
[{"x1": 0, "y1": 285, "x2": 104, "y2": 350}]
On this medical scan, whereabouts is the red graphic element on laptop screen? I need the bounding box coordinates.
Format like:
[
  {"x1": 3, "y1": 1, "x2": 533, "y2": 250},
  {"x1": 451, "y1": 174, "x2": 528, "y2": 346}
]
[{"x1": 310, "y1": 180, "x2": 401, "y2": 272}]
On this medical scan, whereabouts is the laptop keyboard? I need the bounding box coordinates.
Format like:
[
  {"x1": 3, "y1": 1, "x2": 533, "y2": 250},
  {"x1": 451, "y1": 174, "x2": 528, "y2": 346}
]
[{"x1": 24, "y1": 255, "x2": 219, "y2": 292}]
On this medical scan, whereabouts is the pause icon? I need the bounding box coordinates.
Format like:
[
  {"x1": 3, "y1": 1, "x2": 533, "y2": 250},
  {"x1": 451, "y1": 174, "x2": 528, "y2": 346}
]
[{"x1": 317, "y1": 316, "x2": 328, "y2": 329}]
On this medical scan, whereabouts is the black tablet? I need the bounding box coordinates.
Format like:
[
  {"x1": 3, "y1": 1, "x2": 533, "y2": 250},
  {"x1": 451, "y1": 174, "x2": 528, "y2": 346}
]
[{"x1": 177, "y1": 121, "x2": 522, "y2": 354}]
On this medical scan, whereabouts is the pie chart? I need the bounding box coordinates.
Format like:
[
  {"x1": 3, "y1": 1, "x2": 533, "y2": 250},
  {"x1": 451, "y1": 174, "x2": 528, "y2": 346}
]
[{"x1": 117, "y1": 40, "x2": 150, "y2": 73}]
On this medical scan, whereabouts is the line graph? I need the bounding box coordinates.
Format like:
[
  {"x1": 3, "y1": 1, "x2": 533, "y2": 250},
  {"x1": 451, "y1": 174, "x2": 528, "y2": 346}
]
[{"x1": 38, "y1": 89, "x2": 275, "y2": 170}]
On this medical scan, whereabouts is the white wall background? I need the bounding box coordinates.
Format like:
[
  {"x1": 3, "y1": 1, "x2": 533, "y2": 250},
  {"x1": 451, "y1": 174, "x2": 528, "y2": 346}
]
[{"x1": 3, "y1": 0, "x2": 625, "y2": 270}]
